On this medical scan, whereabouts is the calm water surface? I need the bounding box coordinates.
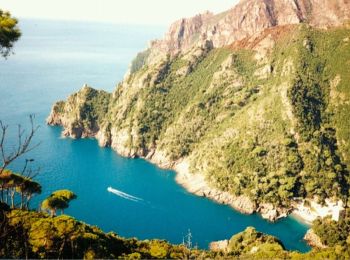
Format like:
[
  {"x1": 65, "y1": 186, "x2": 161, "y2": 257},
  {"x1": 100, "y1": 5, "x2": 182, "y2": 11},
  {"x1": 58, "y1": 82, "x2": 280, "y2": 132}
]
[{"x1": 0, "y1": 19, "x2": 310, "y2": 251}]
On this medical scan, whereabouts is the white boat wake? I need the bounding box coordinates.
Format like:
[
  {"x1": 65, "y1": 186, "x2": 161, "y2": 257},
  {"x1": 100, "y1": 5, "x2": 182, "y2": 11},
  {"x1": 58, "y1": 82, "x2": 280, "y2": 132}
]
[{"x1": 107, "y1": 187, "x2": 143, "y2": 202}]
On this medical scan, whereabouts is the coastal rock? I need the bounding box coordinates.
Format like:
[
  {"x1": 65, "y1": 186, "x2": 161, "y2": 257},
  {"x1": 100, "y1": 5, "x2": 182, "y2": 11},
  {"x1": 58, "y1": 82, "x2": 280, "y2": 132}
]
[
  {"x1": 304, "y1": 229, "x2": 327, "y2": 249},
  {"x1": 259, "y1": 203, "x2": 278, "y2": 222},
  {"x1": 47, "y1": 100, "x2": 88, "y2": 140},
  {"x1": 231, "y1": 195, "x2": 256, "y2": 215},
  {"x1": 209, "y1": 240, "x2": 229, "y2": 252},
  {"x1": 258, "y1": 203, "x2": 289, "y2": 222},
  {"x1": 96, "y1": 125, "x2": 112, "y2": 147},
  {"x1": 174, "y1": 160, "x2": 257, "y2": 215},
  {"x1": 46, "y1": 101, "x2": 64, "y2": 125},
  {"x1": 46, "y1": 85, "x2": 110, "y2": 140},
  {"x1": 149, "y1": 150, "x2": 175, "y2": 169},
  {"x1": 62, "y1": 123, "x2": 84, "y2": 139},
  {"x1": 110, "y1": 128, "x2": 137, "y2": 158}
]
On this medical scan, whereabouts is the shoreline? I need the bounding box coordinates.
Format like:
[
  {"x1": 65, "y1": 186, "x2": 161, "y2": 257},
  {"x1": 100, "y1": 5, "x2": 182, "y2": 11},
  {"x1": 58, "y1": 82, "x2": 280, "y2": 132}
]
[
  {"x1": 52, "y1": 117, "x2": 344, "y2": 225},
  {"x1": 160, "y1": 156, "x2": 344, "y2": 225},
  {"x1": 289, "y1": 212, "x2": 312, "y2": 226},
  {"x1": 173, "y1": 159, "x2": 257, "y2": 215}
]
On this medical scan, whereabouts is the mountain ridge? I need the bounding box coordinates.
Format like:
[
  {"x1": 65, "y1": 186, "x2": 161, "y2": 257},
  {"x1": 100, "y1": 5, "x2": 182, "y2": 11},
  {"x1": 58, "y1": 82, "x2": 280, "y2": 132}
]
[
  {"x1": 142, "y1": 0, "x2": 350, "y2": 66},
  {"x1": 48, "y1": 0, "x2": 350, "y2": 222}
]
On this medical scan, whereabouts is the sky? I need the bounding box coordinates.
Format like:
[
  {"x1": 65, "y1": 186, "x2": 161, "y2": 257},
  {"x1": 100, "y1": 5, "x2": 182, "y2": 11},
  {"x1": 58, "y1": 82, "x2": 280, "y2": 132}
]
[{"x1": 0, "y1": 0, "x2": 239, "y2": 26}]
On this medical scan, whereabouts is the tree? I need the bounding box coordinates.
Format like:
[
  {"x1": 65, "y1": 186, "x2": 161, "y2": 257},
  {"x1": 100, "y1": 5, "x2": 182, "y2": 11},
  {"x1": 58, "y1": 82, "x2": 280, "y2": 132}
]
[
  {"x1": 0, "y1": 117, "x2": 41, "y2": 254},
  {"x1": 41, "y1": 190, "x2": 77, "y2": 216},
  {"x1": 0, "y1": 10, "x2": 21, "y2": 57},
  {"x1": 42, "y1": 196, "x2": 69, "y2": 217},
  {"x1": 0, "y1": 169, "x2": 41, "y2": 209},
  {"x1": 0, "y1": 116, "x2": 40, "y2": 205},
  {"x1": 0, "y1": 115, "x2": 39, "y2": 175},
  {"x1": 0, "y1": 170, "x2": 22, "y2": 208},
  {"x1": 16, "y1": 176, "x2": 42, "y2": 209},
  {"x1": 52, "y1": 190, "x2": 77, "y2": 202}
]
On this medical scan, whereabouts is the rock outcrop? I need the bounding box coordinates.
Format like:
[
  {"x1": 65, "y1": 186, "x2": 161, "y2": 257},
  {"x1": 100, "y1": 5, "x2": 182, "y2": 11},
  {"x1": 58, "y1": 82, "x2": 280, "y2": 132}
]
[
  {"x1": 258, "y1": 203, "x2": 290, "y2": 222},
  {"x1": 175, "y1": 161, "x2": 258, "y2": 215},
  {"x1": 47, "y1": 85, "x2": 110, "y2": 139},
  {"x1": 148, "y1": 0, "x2": 350, "y2": 59},
  {"x1": 209, "y1": 239, "x2": 229, "y2": 252},
  {"x1": 304, "y1": 229, "x2": 327, "y2": 249},
  {"x1": 48, "y1": 0, "x2": 350, "y2": 223}
]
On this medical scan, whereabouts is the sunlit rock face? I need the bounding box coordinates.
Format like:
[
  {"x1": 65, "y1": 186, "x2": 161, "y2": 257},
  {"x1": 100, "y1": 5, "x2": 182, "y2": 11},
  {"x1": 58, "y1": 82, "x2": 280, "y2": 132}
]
[{"x1": 150, "y1": 0, "x2": 350, "y2": 57}]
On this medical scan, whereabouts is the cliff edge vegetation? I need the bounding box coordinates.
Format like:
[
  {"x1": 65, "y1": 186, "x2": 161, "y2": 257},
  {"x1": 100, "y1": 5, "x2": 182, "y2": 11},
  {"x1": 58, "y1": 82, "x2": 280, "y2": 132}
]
[
  {"x1": 49, "y1": 0, "x2": 350, "y2": 222},
  {"x1": 2, "y1": 206, "x2": 350, "y2": 258}
]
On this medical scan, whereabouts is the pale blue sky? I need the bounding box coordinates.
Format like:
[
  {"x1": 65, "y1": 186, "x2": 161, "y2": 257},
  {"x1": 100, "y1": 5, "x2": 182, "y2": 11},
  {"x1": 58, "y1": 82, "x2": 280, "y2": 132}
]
[{"x1": 0, "y1": 0, "x2": 239, "y2": 25}]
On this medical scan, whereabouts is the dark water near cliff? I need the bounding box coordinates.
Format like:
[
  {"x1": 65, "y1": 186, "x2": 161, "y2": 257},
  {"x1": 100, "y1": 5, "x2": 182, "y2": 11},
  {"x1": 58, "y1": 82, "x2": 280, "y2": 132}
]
[{"x1": 0, "y1": 19, "x2": 310, "y2": 251}]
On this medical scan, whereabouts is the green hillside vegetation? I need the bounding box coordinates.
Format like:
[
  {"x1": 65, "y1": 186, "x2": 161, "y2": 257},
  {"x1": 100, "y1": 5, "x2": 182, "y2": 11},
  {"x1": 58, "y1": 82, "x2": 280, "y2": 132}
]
[
  {"x1": 52, "y1": 24, "x2": 350, "y2": 209},
  {"x1": 227, "y1": 227, "x2": 287, "y2": 258},
  {"x1": 311, "y1": 210, "x2": 350, "y2": 247},
  {"x1": 41, "y1": 190, "x2": 77, "y2": 216},
  {"x1": 49, "y1": 86, "x2": 111, "y2": 138},
  {"x1": 1, "y1": 208, "x2": 212, "y2": 259},
  {"x1": 2, "y1": 205, "x2": 350, "y2": 259},
  {"x1": 1, "y1": 153, "x2": 348, "y2": 258},
  {"x1": 75, "y1": 87, "x2": 111, "y2": 130},
  {"x1": 224, "y1": 226, "x2": 349, "y2": 259}
]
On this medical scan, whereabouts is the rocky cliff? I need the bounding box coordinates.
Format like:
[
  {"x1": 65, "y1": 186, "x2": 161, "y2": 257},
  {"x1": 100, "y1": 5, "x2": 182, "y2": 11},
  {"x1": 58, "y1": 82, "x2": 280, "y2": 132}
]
[
  {"x1": 48, "y1": 0, "x2": 350, "y2": 221},
  {"x1": 304, "y1": 229, "x2": 327, "y2": 249},
  {"x1": 142, "y1": 0, "x2": 350, "y2": 65}
]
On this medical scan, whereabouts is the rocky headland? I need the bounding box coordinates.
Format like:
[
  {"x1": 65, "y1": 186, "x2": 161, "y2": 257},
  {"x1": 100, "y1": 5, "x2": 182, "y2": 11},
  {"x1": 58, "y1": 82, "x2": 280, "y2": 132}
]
[{"x1": 48, "y1": 0, "x2": 350, "y2": 223}]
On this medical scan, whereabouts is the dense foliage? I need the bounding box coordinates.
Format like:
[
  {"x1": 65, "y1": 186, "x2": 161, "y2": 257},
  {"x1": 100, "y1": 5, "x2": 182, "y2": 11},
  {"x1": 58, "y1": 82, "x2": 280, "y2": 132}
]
[
  {"x1": 227, "y1": 227, "x2": 287, "y2": 258},
  {"x1": 53, "y1": 25, "x2": 350, "y2": 209},
  {"x1": 225, "y1": 227, "x2": 350, "y2": 259},
  {"x1": 41, "y1": 189, "x2": 77, "y2": 216},
  {"x1": 44, "y1": 23, "x2": 350, "y2": 259},
  {"x1": 288, "y1": 28, "x2": 350, "y2": 202},
  {"x1": 0, "y1": 10, "x2": 21, "y2": 57},
  {"x1": 0, "y1": 169, "x2": 41, "y2": 209},
  {"x1": 0, "y1": 207, "x2": 220, "y2": 259},
  {"x1": 2, "y1": 204, "x2": 350, "y2": 259},
  {"x1": 77, "y1": 87, "x2": 111, "y2": 127},
  {"x1": 130, "y1": 49, "x2": 151, "y2": 74},
  {"x1": 312, "y1": 210, "x2": 350, "y2": 247}
]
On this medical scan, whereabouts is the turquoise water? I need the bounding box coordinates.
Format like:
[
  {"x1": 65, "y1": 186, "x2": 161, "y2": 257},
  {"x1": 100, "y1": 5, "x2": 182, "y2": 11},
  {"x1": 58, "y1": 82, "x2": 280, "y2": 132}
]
[{"x1": 0, "y1": 19, "x2": 310, "y2": 251}]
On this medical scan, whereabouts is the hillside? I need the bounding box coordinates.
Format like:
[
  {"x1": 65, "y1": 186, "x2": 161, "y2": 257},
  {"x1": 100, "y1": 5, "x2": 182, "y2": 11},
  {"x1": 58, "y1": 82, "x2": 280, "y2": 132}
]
[
  {"x1": 0, "y1": 206, "x2": 213, "y2": 258},
  {"x1": 2, "y1": 206, "x2": 350, "y2": 258},
  {"x1": 48, "y1": 0, "x2": 350, "y2": 222}
]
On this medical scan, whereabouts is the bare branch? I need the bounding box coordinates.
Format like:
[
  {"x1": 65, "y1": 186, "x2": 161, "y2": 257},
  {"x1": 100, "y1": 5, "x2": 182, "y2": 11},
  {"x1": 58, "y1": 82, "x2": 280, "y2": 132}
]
[
  {"x1": 25, "y1": 166, "x2": 41, "y2": 180},
  {"x1": 0, "y1": 115, "x2": 40, "y2": 174},
  {"x1": 0, "y1": 121, "x2": 9, "y2": 174},
  {"x1": 20, "y1": 159, "x2": 29, "y2": 176}
]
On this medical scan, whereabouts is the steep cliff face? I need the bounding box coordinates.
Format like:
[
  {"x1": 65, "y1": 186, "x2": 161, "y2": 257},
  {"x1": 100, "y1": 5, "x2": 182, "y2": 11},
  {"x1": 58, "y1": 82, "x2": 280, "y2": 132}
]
[
  {"x1": 146, "y1": 0, "x2": 350, "y2": 60},
  {"x1": 48, "y1": 0, "x2": 350, "y2": 221},
  {"x1": 47, "y1": 85, "x2": 110, "y2": 139}
]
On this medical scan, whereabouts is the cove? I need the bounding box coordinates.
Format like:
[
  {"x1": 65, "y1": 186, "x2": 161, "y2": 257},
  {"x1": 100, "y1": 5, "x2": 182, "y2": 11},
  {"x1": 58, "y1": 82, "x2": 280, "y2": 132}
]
[{"x1": 0, "y1": 19, "x2": 310, "y2": 252}]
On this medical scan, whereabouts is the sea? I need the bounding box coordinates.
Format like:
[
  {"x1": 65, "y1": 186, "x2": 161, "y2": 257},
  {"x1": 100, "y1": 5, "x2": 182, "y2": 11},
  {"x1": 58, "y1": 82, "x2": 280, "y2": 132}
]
[{"x1": 0, "y1": 19, "x2": 310, "y2": 251}]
